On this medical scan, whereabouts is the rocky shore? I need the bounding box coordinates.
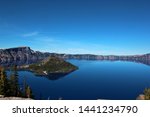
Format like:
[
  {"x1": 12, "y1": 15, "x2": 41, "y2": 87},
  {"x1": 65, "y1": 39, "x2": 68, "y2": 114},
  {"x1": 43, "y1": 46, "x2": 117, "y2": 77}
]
[
  {"x1": 136, "y1": 94, "x2": 145, "y2": 100},
  {"x1": 0, "y1": 95, "x2": 32, "y2": 100}
]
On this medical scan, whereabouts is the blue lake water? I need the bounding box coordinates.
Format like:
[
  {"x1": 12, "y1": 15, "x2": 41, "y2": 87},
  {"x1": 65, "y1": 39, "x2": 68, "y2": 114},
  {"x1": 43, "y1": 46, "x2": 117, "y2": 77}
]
[{"x1": 15, "y1": 60, "x2": 150, "y2": 100}]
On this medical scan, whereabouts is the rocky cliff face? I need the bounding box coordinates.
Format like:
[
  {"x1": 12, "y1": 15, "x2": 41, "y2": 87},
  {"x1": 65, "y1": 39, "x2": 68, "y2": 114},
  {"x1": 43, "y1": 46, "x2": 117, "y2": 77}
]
[
  {"x1": 0, "y1": 47, "x2": 150, "y2": 66},
  {"x1": 0, "y1": 47, "x2": 50, "y2": 64},
  {"x1": 49, "y1": 53, "x2": 150, "y2": 65},
  {"x1": 53, "y1": 53, "x2": 150, "y2": 61}
]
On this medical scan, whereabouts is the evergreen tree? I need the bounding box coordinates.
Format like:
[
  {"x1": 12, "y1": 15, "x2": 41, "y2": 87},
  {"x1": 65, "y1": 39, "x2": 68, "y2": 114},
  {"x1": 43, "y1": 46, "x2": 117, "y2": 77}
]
[
  {"x1": 10, "y1": 74, "x2": 16, "y2": 96},
  {"x1": 22, "y1": 77, "x2": 27, "y2": 97},
  {"x1": 144, "y1": 88, "x2": 150, "y2": 100},
  {"x1": 25, "y1": 86, "x2": 33, "y2": 98},
  {"x1": 0, "y1": 66, "x2": 33, "y2": 99},
  {"x1": 22, "y1": 78, "x2": 33, "y2": 98},
  {"x1": 10, "y1": 65, "x2": 19, "y2": 96},
  {"x1": 0, "y1": 67, "x2": 10, "y2": 96}
]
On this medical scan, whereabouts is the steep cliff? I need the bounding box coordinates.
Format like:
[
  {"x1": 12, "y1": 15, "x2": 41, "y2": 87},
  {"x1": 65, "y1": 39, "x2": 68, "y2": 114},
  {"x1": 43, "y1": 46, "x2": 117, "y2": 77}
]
[{"x1": 0, "y1": 47, "x2": 50, "y2": 64}]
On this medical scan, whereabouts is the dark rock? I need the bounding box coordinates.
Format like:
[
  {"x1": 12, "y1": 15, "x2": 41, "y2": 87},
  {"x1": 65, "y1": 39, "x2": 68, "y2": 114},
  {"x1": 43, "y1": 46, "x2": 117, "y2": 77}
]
[
  {"x1": 0, "y1": 47, "x2": 51, "y2": 65},
  {"x1": 136, "y1": 94, "x2": 145, "y2": 100}
]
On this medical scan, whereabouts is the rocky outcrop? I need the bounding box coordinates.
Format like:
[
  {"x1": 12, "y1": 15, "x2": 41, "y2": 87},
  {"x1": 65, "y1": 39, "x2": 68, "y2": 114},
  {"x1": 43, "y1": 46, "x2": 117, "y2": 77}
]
[
  {"x1": 136, "y1": 94, "x2": 145, "y2": 100},
  {"x1": 0, "y1": 95, "x2": 32, "y2": 100},
  {"x1": 0, "y1": 47, "x2": 51, "y2": 65}
]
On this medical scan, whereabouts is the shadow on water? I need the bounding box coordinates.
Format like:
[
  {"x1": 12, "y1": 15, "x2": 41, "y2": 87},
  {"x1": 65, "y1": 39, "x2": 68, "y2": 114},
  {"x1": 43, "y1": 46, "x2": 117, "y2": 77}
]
[{"x1": 36, "y1": 73, "x2": 70, "y2": 80}]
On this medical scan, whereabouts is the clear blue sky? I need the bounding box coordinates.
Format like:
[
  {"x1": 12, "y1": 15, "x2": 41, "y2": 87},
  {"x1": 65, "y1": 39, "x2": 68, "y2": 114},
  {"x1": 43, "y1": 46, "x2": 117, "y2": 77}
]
[{"x1": 0, "y1": 0, "x2": 150, "y2": 55}]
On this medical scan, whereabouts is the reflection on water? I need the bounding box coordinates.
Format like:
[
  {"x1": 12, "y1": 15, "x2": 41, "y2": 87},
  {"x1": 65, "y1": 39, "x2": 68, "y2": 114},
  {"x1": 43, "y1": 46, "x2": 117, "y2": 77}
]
[
  {"x1": 35, "y1": 73, "x2": 70, "y2": 80},
  {"x1": 118, "y1": 59, "x2": 150, "y2": 66},
  {"x1": 0, "y1": 59, "x2": 39, "y2": 67},
  {"x1": 1, "y1": 59, "x2": 150, "y2": 66}
]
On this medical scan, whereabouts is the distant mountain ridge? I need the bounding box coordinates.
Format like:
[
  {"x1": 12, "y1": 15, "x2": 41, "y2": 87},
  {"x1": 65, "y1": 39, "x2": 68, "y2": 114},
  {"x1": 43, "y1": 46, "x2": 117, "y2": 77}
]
[{"x1": 0, "y1": 46, "x2": 150, "y2": 66}]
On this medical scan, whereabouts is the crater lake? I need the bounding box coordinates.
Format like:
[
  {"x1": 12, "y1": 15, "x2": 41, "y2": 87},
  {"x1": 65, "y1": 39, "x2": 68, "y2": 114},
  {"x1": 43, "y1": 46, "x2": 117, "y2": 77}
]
[{"x1": 9, "y1": 60, "x2": 150, "y2": 100}]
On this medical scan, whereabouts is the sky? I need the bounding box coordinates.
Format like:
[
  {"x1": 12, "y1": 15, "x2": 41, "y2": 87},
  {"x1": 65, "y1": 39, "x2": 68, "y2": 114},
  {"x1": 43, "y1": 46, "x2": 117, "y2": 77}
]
[{"x1": 0, "y1": 0, "x2": 150, "y2": 55}]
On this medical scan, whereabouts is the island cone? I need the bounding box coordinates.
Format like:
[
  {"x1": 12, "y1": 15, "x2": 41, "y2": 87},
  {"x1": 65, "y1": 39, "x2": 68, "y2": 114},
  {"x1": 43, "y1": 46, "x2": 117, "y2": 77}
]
[{"x1": 28, "y1": 56, "x2": 78, "y2": 75}]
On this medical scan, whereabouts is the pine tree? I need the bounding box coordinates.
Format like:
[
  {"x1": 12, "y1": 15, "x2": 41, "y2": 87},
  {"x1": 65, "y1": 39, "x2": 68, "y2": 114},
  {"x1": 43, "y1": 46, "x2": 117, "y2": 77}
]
[
  {"x1": 144, "y1": 88, "x2": 150, "y2": 100},
  {"x1": 26, "y1": 86, "x2": 33, "y2": 98},
  {"x1": 0, "y1": 67, "x2": 10, "y2": 96},
  {"x1": 10, "y1": 74, "x2": 15, "y2": 96},
  {"x1": 0, "y1": 65, "x2": 34, "y2": 99},
  {"x1": 22, "y1": 78, "x2": 33, "y2": 98},
  {"x1": 10, "y1": 65, "x2": 19, "y2": 96},
  {"x1": 22, "y1": 77, "x2": 27, "y2": 97}
]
